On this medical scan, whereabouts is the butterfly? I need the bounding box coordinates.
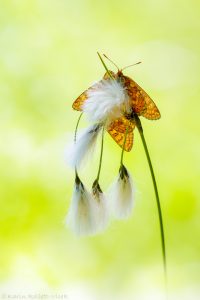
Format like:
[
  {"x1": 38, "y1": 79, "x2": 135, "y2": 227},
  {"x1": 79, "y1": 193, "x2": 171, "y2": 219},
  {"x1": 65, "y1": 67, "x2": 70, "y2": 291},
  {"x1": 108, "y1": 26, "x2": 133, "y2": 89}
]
[{"x1": 72, "y1": 60, "x2": 160, "y2": 152}]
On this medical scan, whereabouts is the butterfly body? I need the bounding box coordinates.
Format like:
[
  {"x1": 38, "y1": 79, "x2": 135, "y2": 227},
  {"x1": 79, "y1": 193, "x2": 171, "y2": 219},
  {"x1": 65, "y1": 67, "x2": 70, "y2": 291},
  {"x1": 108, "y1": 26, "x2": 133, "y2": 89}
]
[{"x1": 72, "y1": 69, "x2": 160, "y2": 152}]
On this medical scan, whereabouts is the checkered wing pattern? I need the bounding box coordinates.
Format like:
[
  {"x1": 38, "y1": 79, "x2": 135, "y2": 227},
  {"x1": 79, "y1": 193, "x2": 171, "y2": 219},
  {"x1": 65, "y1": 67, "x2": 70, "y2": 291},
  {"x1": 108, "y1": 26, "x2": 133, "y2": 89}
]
[
  {"x1": 107, "y1": 117, "x2": 135, "y2": 152},
  {"x1": 123, "y1": 75, "x2": 161, "y2": 120}
]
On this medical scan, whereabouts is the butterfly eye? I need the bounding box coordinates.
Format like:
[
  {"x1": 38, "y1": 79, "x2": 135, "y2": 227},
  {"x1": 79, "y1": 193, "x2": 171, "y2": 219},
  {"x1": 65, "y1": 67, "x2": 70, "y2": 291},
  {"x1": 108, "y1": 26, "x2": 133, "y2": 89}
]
[{"x1": 118, "y1": 74, "x2": 125, "y2": 84}]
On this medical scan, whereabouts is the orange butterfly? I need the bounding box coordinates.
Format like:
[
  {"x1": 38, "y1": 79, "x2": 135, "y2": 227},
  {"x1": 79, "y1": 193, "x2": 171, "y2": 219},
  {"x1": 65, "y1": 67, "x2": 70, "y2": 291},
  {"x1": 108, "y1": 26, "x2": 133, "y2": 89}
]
[{"x1": 72, "y1": 64, "x2": 160, "y2": 152}]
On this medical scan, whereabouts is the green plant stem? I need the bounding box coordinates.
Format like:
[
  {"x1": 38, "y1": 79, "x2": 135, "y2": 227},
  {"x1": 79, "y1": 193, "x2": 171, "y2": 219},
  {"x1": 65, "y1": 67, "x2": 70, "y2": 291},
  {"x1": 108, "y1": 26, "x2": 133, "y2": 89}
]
[
  {"x1": 74, "y1": 112, "x2": 83, "y2": 143},
  {"x1": 135, "y1": 114, "x2": 167, "y2": 287},
  {"x1": 95, "y1": 126, "x2": 105, "y2": 183},
  {"x1": 120, "y1": 127, "x2": 128, "y2": 166},
  {"x1": 97, "y1": 52, "x2": 115, "y2": 79},
  {"x1": 97, "y1": 51, "x2": 167, "y2": 295},
  {"x1": 74, "y1": 112, "x2": 83, "y2": 177}
]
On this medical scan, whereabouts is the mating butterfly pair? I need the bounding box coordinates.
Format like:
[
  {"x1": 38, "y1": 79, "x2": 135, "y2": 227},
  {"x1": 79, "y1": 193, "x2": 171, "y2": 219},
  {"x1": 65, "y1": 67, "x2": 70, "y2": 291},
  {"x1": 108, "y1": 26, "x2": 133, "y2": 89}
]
[{"x1": 72, "y1": 69, "x2": 160, "y2": 151}]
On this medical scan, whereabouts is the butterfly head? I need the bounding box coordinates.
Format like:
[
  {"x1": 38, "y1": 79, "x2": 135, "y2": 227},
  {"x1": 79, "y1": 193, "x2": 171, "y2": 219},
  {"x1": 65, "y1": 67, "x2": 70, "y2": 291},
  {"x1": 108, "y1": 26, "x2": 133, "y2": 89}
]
[{"x1": 116, "y1": 69, "x2": 126, "y2": 81}]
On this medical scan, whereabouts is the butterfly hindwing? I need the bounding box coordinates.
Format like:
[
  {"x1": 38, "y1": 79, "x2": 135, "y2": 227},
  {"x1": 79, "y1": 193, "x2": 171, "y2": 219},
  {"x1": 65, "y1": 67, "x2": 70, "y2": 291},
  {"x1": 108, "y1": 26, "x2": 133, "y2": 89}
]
[
  {"x1": 107, "y1": 128, "x2": 133, "y2": 152},
  {"x1": 107, "y1": 117, "x2": 135, "y2": 152}
]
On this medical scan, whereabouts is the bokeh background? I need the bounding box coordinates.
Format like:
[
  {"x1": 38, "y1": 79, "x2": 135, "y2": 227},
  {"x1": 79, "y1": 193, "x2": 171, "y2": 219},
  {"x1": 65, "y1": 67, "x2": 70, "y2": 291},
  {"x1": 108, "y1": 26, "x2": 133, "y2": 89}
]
[{"x1": 0, "y1": 1, "x2": 200, "y2": 299}]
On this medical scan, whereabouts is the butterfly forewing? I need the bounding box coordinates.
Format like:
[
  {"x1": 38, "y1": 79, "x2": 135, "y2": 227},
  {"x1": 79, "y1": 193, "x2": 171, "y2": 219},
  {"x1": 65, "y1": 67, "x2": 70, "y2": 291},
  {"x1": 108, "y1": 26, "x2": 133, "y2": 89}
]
[
  {"x1": 140, "y1": 94, "x2": 161, "y2": 120},
  {"x1": 123, "y1": 75, "x2": 161, "y2": 120},
  {"x1": 72, "y1": 71, "x2": 114, "y2": 111},
  {"x1": 107, "y1": 117, "x2": 135, "y2": 152},
  {"x1": 72, "y1": 90, "x2": 89, "y2": 111}
]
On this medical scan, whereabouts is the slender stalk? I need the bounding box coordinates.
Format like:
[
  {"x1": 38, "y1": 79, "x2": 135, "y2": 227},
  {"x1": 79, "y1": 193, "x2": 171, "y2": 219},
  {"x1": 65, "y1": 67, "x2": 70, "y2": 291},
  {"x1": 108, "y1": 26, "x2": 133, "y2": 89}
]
[
  {"x1": 74, "y1": 112, "x2": 83, "y2": 143},
  {"x1": 74, "y1": 112, "x2": 83, "y2": 177},
  {"x1": 134, "y1": 114, "x2": 167, "y2": 289},
  {"x1": 92, "y1": 126, "x2": 104, "y2": 194},
  {"x1": 97, "y1": 52, "x2": 115, "y2": 79},
  {"x1": 96, "y1": 126, "x2": 105, "y2": 182},
  {"x1": 120, "y1": 127, "x2": 128, "y2": 166}
]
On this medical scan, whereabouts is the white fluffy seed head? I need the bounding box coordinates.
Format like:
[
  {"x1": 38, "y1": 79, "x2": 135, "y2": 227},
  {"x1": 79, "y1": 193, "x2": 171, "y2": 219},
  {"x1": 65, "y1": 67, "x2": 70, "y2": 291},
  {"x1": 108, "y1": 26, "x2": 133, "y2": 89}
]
[
  {"x1": 109, "y1": 165, "x2": 134, "y2": 219},
  {"x1": 82, "y1": 79, "x2": 131, "y2": 124},
  {"x1": 66, "y1": 124, "x2": 102, "y2": 168},
  {"x1": 92, "y1": 184, "x2": 109, "y2": 232},
  {"x1": 66, "y1": 178, "x2": 96, "y2": 236}
]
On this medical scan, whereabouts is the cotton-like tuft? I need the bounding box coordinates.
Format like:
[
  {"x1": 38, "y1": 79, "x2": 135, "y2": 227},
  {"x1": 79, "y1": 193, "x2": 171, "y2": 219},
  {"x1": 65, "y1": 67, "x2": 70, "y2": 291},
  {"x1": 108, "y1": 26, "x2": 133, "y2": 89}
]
[
  {"x1": 66, "y1": 124, "x2": 102, "y2": 168},
  {"x1": 109, "y1": 165, "x2": 134, "y2": 219},
  {"x1": 82, "y1": 79, "x2": 131, "y2": 124},
  {"x1": 92, "y1": 183, "x2": 109, "y2": 232},
  {"x1": 66, "y1": 177, "x2": 96, "y2": 236}
]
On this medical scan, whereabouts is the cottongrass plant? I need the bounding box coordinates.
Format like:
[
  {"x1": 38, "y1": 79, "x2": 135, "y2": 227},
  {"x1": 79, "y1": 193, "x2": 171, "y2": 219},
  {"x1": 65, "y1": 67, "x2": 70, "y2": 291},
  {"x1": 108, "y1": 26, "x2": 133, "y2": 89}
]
[
  {"x1": 92, "y1": 181, "x2": 109, "y2": 232},
  {"x1": 67, "y1": 173, "x2": 96, "y2": 236},
  {"x1": 67, "y1": 114, "x2": 109, "y2": 236},
  {"x1": 66, "y1": 53, "x2": 167, "y2": 295},
  {"x1": 67, "y1": 123, "x2": 102, "y2": 168},
  {"x1": 109, "y1": 164, "x2": 134, "y2": 219}
]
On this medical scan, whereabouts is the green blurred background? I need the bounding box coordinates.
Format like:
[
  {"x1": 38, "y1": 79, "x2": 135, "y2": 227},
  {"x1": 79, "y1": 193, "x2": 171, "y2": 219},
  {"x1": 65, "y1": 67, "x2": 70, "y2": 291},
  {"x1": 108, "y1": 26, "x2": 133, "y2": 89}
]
[{"x1": 0, "y1": 0, "x2": 199, "y2": 299}]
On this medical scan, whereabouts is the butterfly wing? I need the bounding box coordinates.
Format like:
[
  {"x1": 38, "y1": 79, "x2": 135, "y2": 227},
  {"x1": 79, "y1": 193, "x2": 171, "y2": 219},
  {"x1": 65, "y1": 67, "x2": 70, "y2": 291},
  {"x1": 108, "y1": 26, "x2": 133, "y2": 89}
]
[
  {"x1": 72, "y1": 90, "x2": 89, "y2": 111},
  {"x1": 123, "y1": 75, "x2": 161, "y2": 120},
  {"x1": 72, "y1": 71, "x2": 115, "y2": 111},
  {"x1": 107, "y1": 117, "x2": 135, "y2": 152}
]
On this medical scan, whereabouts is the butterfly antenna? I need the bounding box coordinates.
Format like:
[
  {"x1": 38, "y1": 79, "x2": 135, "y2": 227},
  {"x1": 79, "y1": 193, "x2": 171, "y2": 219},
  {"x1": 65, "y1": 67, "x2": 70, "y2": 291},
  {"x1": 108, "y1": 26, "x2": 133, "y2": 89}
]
[
  {"x1": 122, "y1": 61, "x2": 142, "y2": 71},
  {"x1": 103, "y1": 54, "x2": 119, "y2": 71}
]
